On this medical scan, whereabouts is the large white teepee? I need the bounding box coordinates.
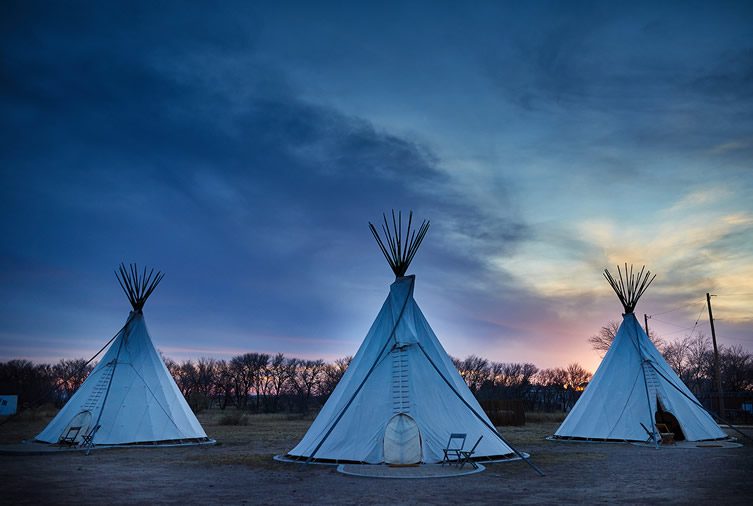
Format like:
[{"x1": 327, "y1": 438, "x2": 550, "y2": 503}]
[
  {"x1": 286, "y1": 212, "x2": 519, "y2": 464},
  {"x1": 36, "y1": 265, "x2": 210, "y2": 447},
  {"x1": 553, "y1": 265, "x2": 726, "y2": 444}
]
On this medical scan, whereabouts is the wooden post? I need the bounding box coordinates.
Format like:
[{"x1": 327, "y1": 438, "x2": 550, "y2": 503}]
[
  {"x1": 644, "y1": 314, "x2": 650, "y2": 335},
  {"x1": 706, "y1": 293, "x2": 725, "y2": 416}
]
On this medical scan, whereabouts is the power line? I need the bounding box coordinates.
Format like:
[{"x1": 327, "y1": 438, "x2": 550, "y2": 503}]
[
  {"x1": 651, "y1": 316, "x2": 694, "y2": 328},
  {"x1": 648, "y1": 298, "x2": 706, "y2": 317},
  {"x1": 652, "y1": 300, "x2": 708, "y2": 340},
  {"x1": 658, "y1": 325, "x2": 699, "y2": 337},
  {"x1": 721, "y1": 335, "x2": 753, "y2": 343}
]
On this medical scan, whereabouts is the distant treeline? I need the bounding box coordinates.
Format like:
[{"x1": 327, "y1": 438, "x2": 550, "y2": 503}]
[{"x1": 1, "y1": 333, "x2": 751, "y2": 416}]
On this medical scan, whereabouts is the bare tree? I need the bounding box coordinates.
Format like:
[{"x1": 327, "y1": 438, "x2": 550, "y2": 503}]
[
  {"x1": 52, "y1": 358, "x2": 94, "y2": 402},
  {"x1": 320, "y1": 356, "x2": 352, "y2": 399},
  {"x1": 175, "y1": 360, "x2": 198, "y2": 398},
  {"x1": 194, "y1": 357, "x2": 217, "y2": 398},
  {"x1": 720, "y1": 345, "x2": 753, "y2": 392},
  {"x1": 459, "y1": 355, "x2": 490, "y2": 394},
  {"x1": 685, "y1": 334, "x2": 713, "y2": 392},
  {"x1": 532, "y1": 367, "x2": 568, "y2": 411},
  {"x1": 230, "y1": 353, "x2": 269, "y2": 410},
  {"x1": 0, "y1": 359, "x2": 54, "y2": 409},
  {"x1": 214, "y1": 359, "x2": 237, "y2": 409},
  {"x1": 565, "y1": 363, "x2": 592, "y2": 390},
  {"x1": 291, "y1": 359, "x2": 326, "y2": 412},
  {"x1": 588, "y1": 320, "x2": 663, "y2": 355},
  {"x1": 662, "y1": 337, "x2": 690, "y2": 380},
  {"x1": 264, "y1": 353, "x2": 294, "y2": 411}
]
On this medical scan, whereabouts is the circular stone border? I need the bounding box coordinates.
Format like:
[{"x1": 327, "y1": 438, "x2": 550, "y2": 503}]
[
  {"x1": 337, "y1": 462, "x2": 486, "y2": 479},
  {"x1": 0, "y1": 439, "x2": 216, "y2": 456}
]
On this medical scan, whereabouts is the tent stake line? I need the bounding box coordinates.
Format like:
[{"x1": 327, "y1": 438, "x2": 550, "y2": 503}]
[
  {"x1": 415, "y1": 342, "x2": 545, "y2": 477},
  {"x1": 0, "y1": 321, "x2": 127, "y2": 429}
]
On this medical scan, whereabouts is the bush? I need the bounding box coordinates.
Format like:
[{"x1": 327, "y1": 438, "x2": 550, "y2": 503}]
[
  {"x1": 526, "y1": 411, "x2": 566, "y2": 423},
  {"x1": 218, "y1": 411, "x2": 248, "y2": 426}
]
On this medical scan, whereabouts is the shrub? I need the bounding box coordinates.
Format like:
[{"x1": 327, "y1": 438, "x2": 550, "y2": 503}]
[{"x1": 218, "y1": 411, "x2": 248, "y2": 426}]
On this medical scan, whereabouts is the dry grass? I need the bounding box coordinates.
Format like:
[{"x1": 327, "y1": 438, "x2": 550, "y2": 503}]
[
  {"x1": 217, "y1": 411, "x2": 249, "y2": 426},
  {"x1": 525, "y1": 411, "x2": 566, "y2": 424},
  {"x1": 0, "y1": 406, "x2": 56, "y2": 444},
  {"x1": 2, "y1": 412, "x2": 752, "y2": 505}
]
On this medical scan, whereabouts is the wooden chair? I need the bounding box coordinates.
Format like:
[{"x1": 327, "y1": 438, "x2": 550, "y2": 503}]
[
  {"x1": 442, "y1": 433, "x2": 466, "y2": 466},
  {"x1": 656, "y1": 423, "x2": 675, "y2": 444},
  {"x1": 458, "y1": 435, "x2": 483, "y2": 469}
]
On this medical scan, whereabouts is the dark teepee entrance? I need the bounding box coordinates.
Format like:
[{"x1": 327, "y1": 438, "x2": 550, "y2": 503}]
[{"x1": 655, "y1": 399, "x2": 685, "y2": 442}]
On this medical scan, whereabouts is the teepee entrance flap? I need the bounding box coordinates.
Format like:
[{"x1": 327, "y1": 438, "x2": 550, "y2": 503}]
[{"x1": 384, "y1": 413, "x2": 422, "y2": 464}]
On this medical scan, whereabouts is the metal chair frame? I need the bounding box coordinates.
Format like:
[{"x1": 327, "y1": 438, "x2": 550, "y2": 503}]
[
  {"x1": 441, "y1": 433, "x2": 466, "y2": 466},
  {"x1": 458, "y1": 435, "x2": 483, "y2": 469}
]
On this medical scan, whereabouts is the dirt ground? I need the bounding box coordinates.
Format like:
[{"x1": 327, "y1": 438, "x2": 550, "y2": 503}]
[{"x1": 1, "y1": 410, "x2": 752, "y2": 505}]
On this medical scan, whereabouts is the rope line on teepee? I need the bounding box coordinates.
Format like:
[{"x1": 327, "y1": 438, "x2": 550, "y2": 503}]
[
  {"x1": 126, "y1": 364, "x2": 185, "y2": 437},
  {"x1": 90, "y1": 313, "x2": 133, "y2": 445},
  {"x1": 0, "y1": 320, "x2": 128, "y2": 428},
  {"x1": 304, "y1": 277, "x2": 415, "y2": 463}
]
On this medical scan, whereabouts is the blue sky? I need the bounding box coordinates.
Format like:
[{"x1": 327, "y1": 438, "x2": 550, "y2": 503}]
[{"x1": 1, "y1": 1, "x2": 751, "y2": 372}]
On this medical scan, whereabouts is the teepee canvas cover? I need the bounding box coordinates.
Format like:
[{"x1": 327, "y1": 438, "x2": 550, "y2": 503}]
[
  {"x1": 286, "y1": 213, "x2": 517, "y2": 464},
  {"x1": 553, "y1": 265, "x2": 726, "y2": 443},
  {"x1": 36, "y1": 265, "x2": 209, "y2": 446}
]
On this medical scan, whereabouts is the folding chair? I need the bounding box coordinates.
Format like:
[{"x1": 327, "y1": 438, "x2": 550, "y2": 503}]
[
  {"x1": 458, "y1": 435, "x2": 483, "y2": 469},
  {"x1": 81, "y1": 424, "x2": 100, "y2": 448},
  {"x1": 59, "y1": 426, "x2": 82, "y2": 446},
  {"x1": 442, "y1": 433, "x2": 466, "y2": 466}
]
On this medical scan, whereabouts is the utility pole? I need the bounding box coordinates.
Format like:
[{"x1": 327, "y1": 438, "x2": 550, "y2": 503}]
[
  {"x1": 706, "y1": 293, "x2": 724, "y2": 416},
  {"x1": 644, "y1": 314, "x2": 650, "y2": 335}
]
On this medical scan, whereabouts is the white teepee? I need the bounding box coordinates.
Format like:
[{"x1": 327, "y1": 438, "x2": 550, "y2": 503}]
[
  {"x1": 553, "y1": 265, "x2": 726, "y2": 444},
  {"x1": 286, "y1": 212, "x2": 519, "y2": 464},
  {"x1": 36, "y1": 265, "x2": 210, "y2": 447}
]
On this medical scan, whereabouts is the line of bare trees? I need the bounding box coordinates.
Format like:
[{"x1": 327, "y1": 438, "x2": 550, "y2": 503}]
[
  {"x1": 451, "y1": 356, "x2": 593, "y2": 411},
  {"x1": 589, "y1": 321, "x2": 753, "y2": 395},
  {"x1": 161, "y1": 353, "x2": 352, "y2": 413},
  {"x1": 0, "y1": 358, "x2": 94, "y2": 412},
  {"x1": 1, "y1": 325, "x2": 750, "y2": 416}
]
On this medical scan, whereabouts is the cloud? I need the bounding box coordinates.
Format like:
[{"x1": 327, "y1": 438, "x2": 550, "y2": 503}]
[
  {"x1": 1, "y1": 1, "x2": 751, "y2": 372},
  {"x1": 0, "y1": 0, "x2": 530, "y2": 364}
]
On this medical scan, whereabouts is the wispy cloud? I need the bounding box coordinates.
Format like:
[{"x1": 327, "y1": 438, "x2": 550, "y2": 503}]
[{"x1": 1, "y1": 1, "x2": 752, "y2": 372}]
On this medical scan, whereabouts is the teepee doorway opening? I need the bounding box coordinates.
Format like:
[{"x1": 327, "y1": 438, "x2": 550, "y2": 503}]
[
  {"x1": 384, "y1": 413, "x2": 422, "y2": 465},
  {"x1": 655, "y1": 399, "x2": 685, "y2": 441}
]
